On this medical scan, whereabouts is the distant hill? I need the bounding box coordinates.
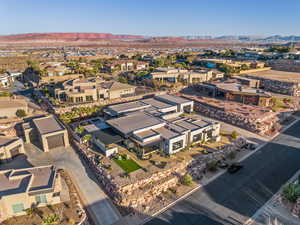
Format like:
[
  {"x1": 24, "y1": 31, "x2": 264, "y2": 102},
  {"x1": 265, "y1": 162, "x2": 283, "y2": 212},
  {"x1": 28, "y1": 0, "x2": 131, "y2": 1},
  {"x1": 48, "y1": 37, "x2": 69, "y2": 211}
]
[
  {"x1": 0, "y1": 32, "x2": 146, "y2": 42},
  {"x1": 1, "y1": 33, "x2": 300, "y2": 43}
]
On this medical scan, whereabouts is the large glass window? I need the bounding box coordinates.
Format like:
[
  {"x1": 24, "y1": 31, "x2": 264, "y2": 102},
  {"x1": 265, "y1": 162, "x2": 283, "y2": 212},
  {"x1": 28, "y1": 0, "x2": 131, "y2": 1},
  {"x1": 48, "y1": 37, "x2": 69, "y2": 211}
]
[
  {"x1": 172, "y1": 140, "x2": 183, "y2": 151},
  {"x1": 35, "y1": 194, "x2": 47, "y2": 204},
  {"x1": 193, "y1": 133, "x2": 202, "y2": 142},
  {"x1": 86, "y1": 96, "x2": 93, "y2": 101},
  {"x1": 12, "y1": 203, "x2": 24, "y2": 213}
]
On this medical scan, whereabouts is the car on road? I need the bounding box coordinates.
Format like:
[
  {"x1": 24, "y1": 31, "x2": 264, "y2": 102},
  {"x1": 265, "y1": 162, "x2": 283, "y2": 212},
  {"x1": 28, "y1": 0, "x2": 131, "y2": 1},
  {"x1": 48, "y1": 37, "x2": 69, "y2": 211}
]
[
  {"x1": 217, "y1": 160, "x2": 228, "y2": 169},
  {"x1": 227, "y1": 163, "x2": 243, "y2": 174},
  {"x1": 241, "y1": 141, "x2": 258, "y2": 151}
]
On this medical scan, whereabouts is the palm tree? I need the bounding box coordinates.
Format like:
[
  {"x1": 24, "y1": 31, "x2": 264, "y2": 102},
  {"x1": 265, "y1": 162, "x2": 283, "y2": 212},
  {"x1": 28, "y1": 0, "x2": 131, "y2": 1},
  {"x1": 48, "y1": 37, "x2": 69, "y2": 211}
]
[{"x1": 42, "y1": 214, "x2": 59, "y2": 225}]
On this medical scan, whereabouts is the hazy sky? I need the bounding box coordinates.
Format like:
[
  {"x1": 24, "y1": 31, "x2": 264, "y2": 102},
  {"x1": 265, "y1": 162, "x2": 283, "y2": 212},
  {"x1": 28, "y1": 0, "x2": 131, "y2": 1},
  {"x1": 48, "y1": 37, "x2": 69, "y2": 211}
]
[{"x1": 1, "y1": 0, "x2": 300, "y2": 36}]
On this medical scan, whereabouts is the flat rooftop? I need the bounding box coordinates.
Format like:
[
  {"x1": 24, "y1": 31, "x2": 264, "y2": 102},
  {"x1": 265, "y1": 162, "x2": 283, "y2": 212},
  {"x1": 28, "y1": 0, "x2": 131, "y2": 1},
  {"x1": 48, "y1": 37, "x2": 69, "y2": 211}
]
[
  {"x1": 92, "y1": 128, "x2": 123, "y2": 145},
  {"x1": 108, "y1": 101, "x2": 149, "y2": 114},
  {"x1": 33, "y1": 116, "x2": 65, "y2": 135},
  {"x1": 107, "y1": 112, "x2": 164, "y2": 135},
  {"x1": 0, "y1": 137, "x2": 19, "y2": 147},
  {"x1": 0, "y1": 165, "x2": 56, "y2": 197},
  {"x1": 215, "y1": 82, "x2": 270, "y2": 96},
  {"x1": 192, "y1": 119, "x2": 210, "y2": 128},
  {"x1": 174, "y1": 120, "x2": 200, "y2": 131},
  {"x1": 247, "y1": 70, "x2": 300, "y2": 83},
  {"x1": 155, "y1": 94, "x2": 191, "y2": 104},
  {"x1": 134, "y1": 129, "x2": 159, "y2": 139},
  {"x1": 141, "y1": 98, "x2": 174, "y2": 110},
  {"x1": 156, "y1": 126, "x2": 179, "y2": 139}
]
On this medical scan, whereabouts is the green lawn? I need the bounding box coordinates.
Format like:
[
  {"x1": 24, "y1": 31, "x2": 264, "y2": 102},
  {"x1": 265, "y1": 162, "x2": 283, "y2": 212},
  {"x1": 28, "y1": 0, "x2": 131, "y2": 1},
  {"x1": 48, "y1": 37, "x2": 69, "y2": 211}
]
[{"x1": 113, "y1": 155, "x2": 141, "y2": 173}]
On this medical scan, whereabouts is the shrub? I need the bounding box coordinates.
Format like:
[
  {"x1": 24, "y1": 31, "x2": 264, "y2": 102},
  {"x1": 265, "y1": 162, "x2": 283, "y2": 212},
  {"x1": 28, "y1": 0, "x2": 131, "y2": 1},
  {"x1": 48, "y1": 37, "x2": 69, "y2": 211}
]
[
  {"x1": 16, "y1": 109, "x2": 27, "y2": 118},
  {"x1": 231, "y1": 131, "x2": 238, "y2": 140},
  {"x1": 82, "y1": 134, "x2": 92, "y2": 143},
  {"x1": 42, "y1": 214, "x2": 59, "y2": 225},
  {"x1": 207, "y1": 160, "x2": 218, "y2": 172},
  {"x1": 169, "y1": 187, "x2": 177, "y2": 194},
  {"x1": 282, "y1": 183, "x2": 300, "y2": 203},
  {"x1": 75, "y1": 126, "x2": 85, "y2": 134},
  {"x1": 228, "y1": 151, "x2": 237, "y2": 160},
  {"x1": 25, "y1": 207, "x2": 34, "y2": 216},
  {"x1": 182, "y1": 174, "x2": 193, "y2": 186}
]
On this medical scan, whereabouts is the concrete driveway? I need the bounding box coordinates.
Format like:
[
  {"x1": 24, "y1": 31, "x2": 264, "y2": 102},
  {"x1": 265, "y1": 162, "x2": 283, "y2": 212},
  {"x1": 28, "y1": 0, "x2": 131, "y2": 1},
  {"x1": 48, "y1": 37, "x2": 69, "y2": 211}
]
[{"x1": 0, "y1": 144, "x2": 121, "y2": 225}]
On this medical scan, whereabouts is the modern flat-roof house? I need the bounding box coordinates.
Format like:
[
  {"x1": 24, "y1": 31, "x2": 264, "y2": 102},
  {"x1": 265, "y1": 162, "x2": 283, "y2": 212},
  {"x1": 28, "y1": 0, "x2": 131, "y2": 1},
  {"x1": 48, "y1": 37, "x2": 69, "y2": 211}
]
[
  {"x1": 107, "y1": 111, "x2": 220, "y2": 155},
  {"x1": 104, "y1": 94, "x2": 193, "y2": 118},
  {"x1": 101, "y1": 94, "x2": 220, "y2": 156},
  {"x1": 196, "y1": 80, "x2": 272, "y2": 107},
  {"x1": 149, "y1": 67, "x2": 214, "y2": 84},
  {"x1": 23, "y1": 116, "x2": 69, "y2": 152},
  {"x1": 245, "y1": 70, "x2": 300, "y2": 96},
  {"x1": 53, "y1": 78, "x2": 136, "y2": 104},
  {"x1": 0, "y1": 165, "x2": 62, "y2": 222},
  {"x1": 0, "y1": 137, "x2": 25, "y2": 163}
]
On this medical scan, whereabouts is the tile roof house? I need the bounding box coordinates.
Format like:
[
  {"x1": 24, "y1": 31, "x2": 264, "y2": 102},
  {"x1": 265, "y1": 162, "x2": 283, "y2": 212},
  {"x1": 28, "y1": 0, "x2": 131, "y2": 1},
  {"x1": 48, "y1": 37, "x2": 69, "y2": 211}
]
[
  {"x1": 53, "y1": 78, "x2": 136, "y2": 104},
  {"x1": 0, "y1": 165, "x2": 62, "y2": 222}
]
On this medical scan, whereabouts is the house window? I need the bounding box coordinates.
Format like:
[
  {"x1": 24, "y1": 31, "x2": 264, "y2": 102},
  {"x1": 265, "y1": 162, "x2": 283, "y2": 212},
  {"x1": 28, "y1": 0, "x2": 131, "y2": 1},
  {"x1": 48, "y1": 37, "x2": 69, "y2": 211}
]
[
  {"x1": 35, "y1": 194, "x2": 47, "y2": 204},
  {"x1": 12, "y1": 203, "x2": 24, "y2": 213},
  {"x1": 193, "y1": 133, "x2": 202, "y2": 142},
  {"x1": 86, "y1": 96, "x2": 93, "y2": 101},
  {"x1": 172, "y1": 140, "x2": 183, "y2": 151},
  {"x1": 75, "y1": 97, "x2": 83, "y2": 103},
  {"x1": 53, "y1": 192, "x2": 60, "y2": 197}
]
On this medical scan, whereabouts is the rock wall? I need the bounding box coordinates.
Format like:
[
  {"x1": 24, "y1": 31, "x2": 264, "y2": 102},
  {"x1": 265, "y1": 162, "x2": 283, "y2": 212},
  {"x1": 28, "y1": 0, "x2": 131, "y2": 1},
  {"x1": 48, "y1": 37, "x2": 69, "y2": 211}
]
[{"x1": 188, "y1": 138, "x2": 246, "y2": 178}]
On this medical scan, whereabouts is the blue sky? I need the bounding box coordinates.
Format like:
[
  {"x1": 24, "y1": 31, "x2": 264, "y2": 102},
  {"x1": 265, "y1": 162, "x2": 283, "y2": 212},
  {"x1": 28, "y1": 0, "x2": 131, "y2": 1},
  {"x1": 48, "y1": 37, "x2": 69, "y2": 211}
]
[{"x1": 1, "y1": 0, "x2": 300, "y2": 36}]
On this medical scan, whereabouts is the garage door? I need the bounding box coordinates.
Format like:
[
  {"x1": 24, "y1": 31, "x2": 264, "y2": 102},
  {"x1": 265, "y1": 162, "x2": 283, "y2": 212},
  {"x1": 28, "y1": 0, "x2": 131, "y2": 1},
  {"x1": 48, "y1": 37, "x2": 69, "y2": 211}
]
[
  {"x1": 10, "y1": 145, "x2": 21, "y2": 158},
  {"x1": 46, "y1": 134, "x2": 65, "y2": 149}
]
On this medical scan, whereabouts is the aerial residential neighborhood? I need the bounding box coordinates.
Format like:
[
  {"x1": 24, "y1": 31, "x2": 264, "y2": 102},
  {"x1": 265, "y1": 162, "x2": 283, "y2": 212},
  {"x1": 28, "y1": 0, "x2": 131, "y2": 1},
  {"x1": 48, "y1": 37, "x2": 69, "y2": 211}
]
[{"x1": 1, "y1": 1, "x2": 300, "y2": 225}]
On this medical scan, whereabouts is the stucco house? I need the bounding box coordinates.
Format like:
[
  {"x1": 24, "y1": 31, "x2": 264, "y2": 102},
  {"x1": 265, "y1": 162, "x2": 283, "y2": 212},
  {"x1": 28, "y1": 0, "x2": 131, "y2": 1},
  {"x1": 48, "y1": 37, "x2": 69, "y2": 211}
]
[
  {"x1": 23, "y1": 115, "x2": 70, "y2": 152},
  {"x1": 0, "y1": 137, "x2": 25, "y2": 163},
  {"x1": 0, "y1": 165, "x2": 62, "y2": 222},
  {"x1": 53, "y1": 78, "x2": 136, "y2": 104},
  {"x1": 101, "y1": 94, "x2": 220, "y2": 156}
]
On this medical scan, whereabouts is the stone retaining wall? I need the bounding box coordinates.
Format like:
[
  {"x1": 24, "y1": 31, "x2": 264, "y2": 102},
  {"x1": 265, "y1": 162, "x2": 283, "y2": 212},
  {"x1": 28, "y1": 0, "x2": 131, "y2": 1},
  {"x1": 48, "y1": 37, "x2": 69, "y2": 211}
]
[
  {"x1": 71, "y1": 135, "x2": 247, "y2": 210},
  {"x1": 188, "y1": 138, "x2": 247, "y2": 178}
]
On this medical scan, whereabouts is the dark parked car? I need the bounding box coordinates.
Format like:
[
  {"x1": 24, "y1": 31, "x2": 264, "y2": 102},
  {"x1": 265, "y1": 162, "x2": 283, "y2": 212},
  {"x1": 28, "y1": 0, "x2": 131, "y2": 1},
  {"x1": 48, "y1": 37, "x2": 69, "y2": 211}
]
[
  {"x1": 241, "y1": 142, "x2": 257, "y2": 151},
  {"x1": 217, "y1": 160, "x2": 228, "y2": 169},
  {"x1": 227, "y1": 163, "x2": 243, "y2": 174}
]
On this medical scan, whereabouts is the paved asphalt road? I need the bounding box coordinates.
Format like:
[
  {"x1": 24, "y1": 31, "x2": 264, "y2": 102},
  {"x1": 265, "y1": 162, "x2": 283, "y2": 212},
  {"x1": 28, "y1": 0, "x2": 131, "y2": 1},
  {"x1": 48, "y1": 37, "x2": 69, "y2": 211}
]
[{"x1": 145, "y1": 120, "x2": 300, "y2": 225}]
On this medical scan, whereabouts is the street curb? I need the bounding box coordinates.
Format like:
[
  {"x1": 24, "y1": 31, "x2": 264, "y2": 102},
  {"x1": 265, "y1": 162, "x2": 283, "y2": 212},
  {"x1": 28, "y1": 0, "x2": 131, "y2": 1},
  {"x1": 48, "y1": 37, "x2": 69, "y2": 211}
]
[
  {"x1": 142, "y1": 118, "x2": 300, "y2": 225},
  {"x1": 244, "y1": 170, "x2": 300, "y2": 225}
]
